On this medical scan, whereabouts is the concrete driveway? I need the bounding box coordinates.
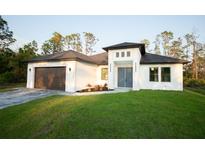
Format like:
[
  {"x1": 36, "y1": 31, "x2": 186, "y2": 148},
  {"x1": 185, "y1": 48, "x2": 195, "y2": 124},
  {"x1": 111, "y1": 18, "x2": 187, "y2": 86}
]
[
  {"x1": 0, "y1": 88, "x2": 129, "y2": 109},
  {"x1": 0, "y1": 88, "x2": 56, "y2": 109}
]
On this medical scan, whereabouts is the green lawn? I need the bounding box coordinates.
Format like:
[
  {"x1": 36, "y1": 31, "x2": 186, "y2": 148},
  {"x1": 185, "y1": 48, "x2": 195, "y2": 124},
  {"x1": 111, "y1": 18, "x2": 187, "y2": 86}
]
[
  {"x1": 0, "y1": 83, "x2": 26, "y2": 92},
  {"x1": 0, "y1": 89, "x2": 205, "y2": 139},
  {"x1": 185, "y1": 87, "x2": 205, "y2": 95}
]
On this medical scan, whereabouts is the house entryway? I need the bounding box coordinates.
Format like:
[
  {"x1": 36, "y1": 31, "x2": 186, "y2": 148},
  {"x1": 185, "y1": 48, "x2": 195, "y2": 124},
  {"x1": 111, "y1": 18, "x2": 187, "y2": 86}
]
[{"x1": 117, "y1": 67, "x2": 133, "y2": 88}]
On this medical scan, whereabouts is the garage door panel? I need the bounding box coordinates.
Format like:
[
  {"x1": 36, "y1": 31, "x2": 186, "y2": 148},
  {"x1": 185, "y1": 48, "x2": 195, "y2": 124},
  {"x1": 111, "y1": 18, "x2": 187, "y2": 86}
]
[{"x1": 35, "y1": 67, "x2": 66, "y2": 91}]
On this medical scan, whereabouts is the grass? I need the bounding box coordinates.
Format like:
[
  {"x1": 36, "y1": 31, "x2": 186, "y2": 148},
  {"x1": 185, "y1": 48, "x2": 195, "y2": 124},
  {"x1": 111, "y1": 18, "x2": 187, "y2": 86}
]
[
  {"x1": 0, "y1": 89, "x2": 205, "y2": 139},
  {"x1": 185, "y1": 87, "x2": 205, "y2": 95},
  {"x1": 0, "y1": 83, "x2": 26, "y2": 92}
]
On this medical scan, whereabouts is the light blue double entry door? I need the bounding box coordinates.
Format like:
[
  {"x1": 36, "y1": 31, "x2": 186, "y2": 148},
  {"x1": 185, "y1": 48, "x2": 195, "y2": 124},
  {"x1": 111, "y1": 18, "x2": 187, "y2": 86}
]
[{"x1": 117, "y1": 67, "x2": 133, "y2": 88}]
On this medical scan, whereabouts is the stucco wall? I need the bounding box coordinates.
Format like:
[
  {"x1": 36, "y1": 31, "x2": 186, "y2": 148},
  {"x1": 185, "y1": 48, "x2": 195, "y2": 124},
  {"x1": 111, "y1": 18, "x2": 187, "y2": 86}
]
[
  {"x1": 138, "y1": 64, "x2": 183, "y2": 91},
  {"x1": 27, "y1": 61, "x2": 76, "y2": 92},
  {"x1": 108, "y1": 48, "x2": 141, "y2": 90},
  {"x1": 27, "y1": 60, "x2": 107, "y2": 92},
  {"x1": 27, "y1": 52, "x2": 184, "y2": 92},
  {"x1": 75, "y1": 61, "x2": 98, "y2": 91}
]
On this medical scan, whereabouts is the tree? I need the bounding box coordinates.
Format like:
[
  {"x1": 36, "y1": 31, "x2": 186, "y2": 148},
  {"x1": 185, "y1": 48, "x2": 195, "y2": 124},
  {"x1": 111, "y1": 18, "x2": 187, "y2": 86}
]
[
  {"x1": 197, "y1": 51, "x2": 205, "y2": 79},
  {"x1": 41, "y1": 32, "x2": 63, "y2": 55},
  {"x1": 169, "y1": 37, "x2": 184, "y2": 58},
  {"x1": 0, "y1": 41, "x2": 38, "y2": 83},
  {"x1": 0, "y1": 16, "x2": 16, "y2": 52},
  {"x1": 83, "y1": 32, "x2": 99, "y2": 55},
  {"x1": 0, "y1": 48, "x2": 15, "y2": 74},
  {"x1": 42, "y1": 40, "x2": 54, "y2": 55},
  {"x1": 42, "y1": 32, "x2": 99, "y2": 55},
  {"x1": 18, "y1": 40, "x2": 38, "y2": 55},
  {"x1": 184, "y1": 32, "x2": 199, "y2": 79},
  {"x1": 10, "y1": 41, "x2": 38, "y2": 82},
  {"x1": 153, "y1": 34, "x2": 161, "y2": 55},
  {"x1": 63, "y1": 33, "x2": 82, "y2": 52},
  {"x1": 140, "y1": 39, "x2": 150, "y2": 52},
  {"x1": 160, "y1": 31, "x2": 174, "y2": 55}
]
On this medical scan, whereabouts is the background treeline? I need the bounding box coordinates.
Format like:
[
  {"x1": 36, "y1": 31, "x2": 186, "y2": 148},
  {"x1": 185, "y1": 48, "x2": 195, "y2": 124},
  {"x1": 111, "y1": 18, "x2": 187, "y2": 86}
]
[
  {"x1": 140, "y1": 31, "x2": 205, "y2": 87},
  {"x1": 0, "y1": 16, "x2": 99, "y2": 84},
  {"x1": 0, "y1": 16, "x2": 205, "y2": 87}
]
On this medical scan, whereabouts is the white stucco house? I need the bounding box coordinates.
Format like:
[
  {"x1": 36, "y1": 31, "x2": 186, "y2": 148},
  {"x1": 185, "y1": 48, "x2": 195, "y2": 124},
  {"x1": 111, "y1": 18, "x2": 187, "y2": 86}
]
[{"x1": 27, "y1": 42, "x2": 188, "y2": 92}]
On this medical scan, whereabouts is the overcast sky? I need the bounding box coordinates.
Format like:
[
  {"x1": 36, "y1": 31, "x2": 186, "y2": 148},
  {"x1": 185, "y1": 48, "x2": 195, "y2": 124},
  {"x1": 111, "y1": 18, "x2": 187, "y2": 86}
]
[{"x1": 3, "y1": 15, "x2": 205, "y2": 53}]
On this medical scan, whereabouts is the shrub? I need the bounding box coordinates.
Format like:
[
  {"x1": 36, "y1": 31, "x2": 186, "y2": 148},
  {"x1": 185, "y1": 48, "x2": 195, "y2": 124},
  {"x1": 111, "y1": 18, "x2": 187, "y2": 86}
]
[
  {"x1": 94, "y1": 85, "x2": 100, "y2": 91},
  {"x1": 0, "y1": 72, "x2": 16, "y2": 83},
  {"x1": 184, "y1": 78, "x2": 205, "y2": 87},
  {"x1": 103, "y1": 83, "x2": 108, "y2": 90}
]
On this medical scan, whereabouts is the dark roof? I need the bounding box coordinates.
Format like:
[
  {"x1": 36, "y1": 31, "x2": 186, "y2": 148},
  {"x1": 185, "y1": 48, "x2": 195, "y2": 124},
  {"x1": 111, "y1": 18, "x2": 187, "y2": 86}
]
[
  {"x1": 90, "y1": 52, "x2": 108, "y2": 65},
  {"x1": 28, "y1": 50, "x2": 97, "y2": 64},
  {"x1": 103, "y1": 42, "x2": 146, "y2": 55},
  {"x1": 140, "y1": 53, "x2": 189, "y2": 64},
  {"x1": 28, "y1": 49, "x2": 188, "y2": 65}
]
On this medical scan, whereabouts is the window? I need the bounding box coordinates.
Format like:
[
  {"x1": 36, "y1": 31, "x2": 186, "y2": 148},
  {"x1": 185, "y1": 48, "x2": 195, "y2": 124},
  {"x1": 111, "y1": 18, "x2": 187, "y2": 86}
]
[
  {"x1": 101, "y1": 68, "x2": 108, "y2": 80},
  {"x1": 127, "y1": 51, "x2": 130, "y2": 57},
  {"x1": 121, "y1": 52, "x2": 125, "y2": 57},
  {"x1": 150, "y1": 67, "x2": 158, "y2": 82},
  {"x1": 116, "y1": 52, "x2": 119, "y2": 57},
  {"x1": 161, "y1": 67, "x2": 171, "y2": 82}
]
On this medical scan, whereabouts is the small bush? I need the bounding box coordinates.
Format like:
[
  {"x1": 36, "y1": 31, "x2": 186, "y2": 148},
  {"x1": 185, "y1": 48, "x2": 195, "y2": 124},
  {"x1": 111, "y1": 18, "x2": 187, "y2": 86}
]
[
  {"x1": 103, "y1": 83, "x2": 108, "y2": 90},
  {"x1": 94, "y1": 85, "x2": 101, "y2": 91},
  {"x1": 78, "y1": 83, "x2": 108, "y2": 92},
  {"x1": 184, "y1": 78, "x2": 205, "y2": 87},
  {"x1": 0, "y1": 72, "x2": 16, "y2": 83}
]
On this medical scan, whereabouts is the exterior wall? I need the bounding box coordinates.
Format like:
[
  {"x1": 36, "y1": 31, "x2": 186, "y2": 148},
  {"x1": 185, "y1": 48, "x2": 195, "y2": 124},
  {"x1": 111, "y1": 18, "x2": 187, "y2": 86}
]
[
  {"x1": 26, "y1": 61, "x2": 76, "y2": 92},
  {"x1": 138, "y1": 64, "x2": 183, "y2": 91},
  {"x1": 96, "y1": 65, "x2": 108, "y2": 85},
  {"x1": 75, "y1": 61, "x2": 98, "y2": 91},
  {"x1": 27, "y1": 60, "x2": 100, "y2": 92},
  {"x1": 108, "y1": 48, "x2": 141, "y2": 90},
  {"x1": 27, "y1": 52, "x2": 184, "y2": 92}
]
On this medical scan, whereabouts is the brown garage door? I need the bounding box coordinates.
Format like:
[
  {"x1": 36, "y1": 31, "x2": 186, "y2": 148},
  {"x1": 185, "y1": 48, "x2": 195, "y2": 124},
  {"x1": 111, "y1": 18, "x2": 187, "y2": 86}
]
[{"x1": 35, "y1": 67, "x2": 66, "y2": 91}]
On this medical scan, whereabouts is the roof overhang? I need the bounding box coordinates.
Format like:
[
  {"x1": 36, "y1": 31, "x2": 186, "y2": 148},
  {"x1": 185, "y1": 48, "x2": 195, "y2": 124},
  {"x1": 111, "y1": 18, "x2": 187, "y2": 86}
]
[
  {"x1": 140, "y1": 60, "x2": 190, "y2": 65},
  {"x1": 27, "y1": 57, "x2": 97, "y2": 65}
]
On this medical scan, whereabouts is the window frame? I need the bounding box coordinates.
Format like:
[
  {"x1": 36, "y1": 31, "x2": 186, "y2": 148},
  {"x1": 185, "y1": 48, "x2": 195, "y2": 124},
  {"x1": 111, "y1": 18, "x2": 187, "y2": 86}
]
[
  {"x1": 127, "y1": 51, "x2": 131, "y2": 57},
  {"x1": 149, "y1": 67, "x2": 159, "y2": 82},
  {"x1": 161, "y1": 67, "x2": 171, "y2": 82},
  {"x1": 116, "y1": 52, "x2": 119, "y2": 58},
  {"x1": 121, "y1": 52, "x2": 125, "y2": 57},
  {"x1": 101, "y1": 68, "x2": 108, "y2": 80}
]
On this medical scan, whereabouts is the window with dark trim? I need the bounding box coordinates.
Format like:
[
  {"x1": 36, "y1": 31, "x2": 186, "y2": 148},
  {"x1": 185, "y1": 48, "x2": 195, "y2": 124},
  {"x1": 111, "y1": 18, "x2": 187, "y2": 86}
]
[
  {"x1": 101, "y1": 68, "x2": 108, "y2": 80},
  {"x1": 121, "y1": 52, "x2": 125, "y2": 57},
  {"x1": 127, "y1": 51, "x2": 131, "y2": 57},
  {"x1": 161, "y1": 67, "x2": 171, "y2": 82},
  {"x1": 116, "y1": 52, "x2": 119, "y2": 57},
  {"x1": 149, "y1": 67, "x2": 158, "y2": 82}
]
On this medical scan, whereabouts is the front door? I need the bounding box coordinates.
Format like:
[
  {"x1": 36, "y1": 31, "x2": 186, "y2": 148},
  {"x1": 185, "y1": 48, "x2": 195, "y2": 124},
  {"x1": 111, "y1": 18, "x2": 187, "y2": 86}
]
[{"x1": 118, "y1": 67, "x2": 133, "y2": 88}]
